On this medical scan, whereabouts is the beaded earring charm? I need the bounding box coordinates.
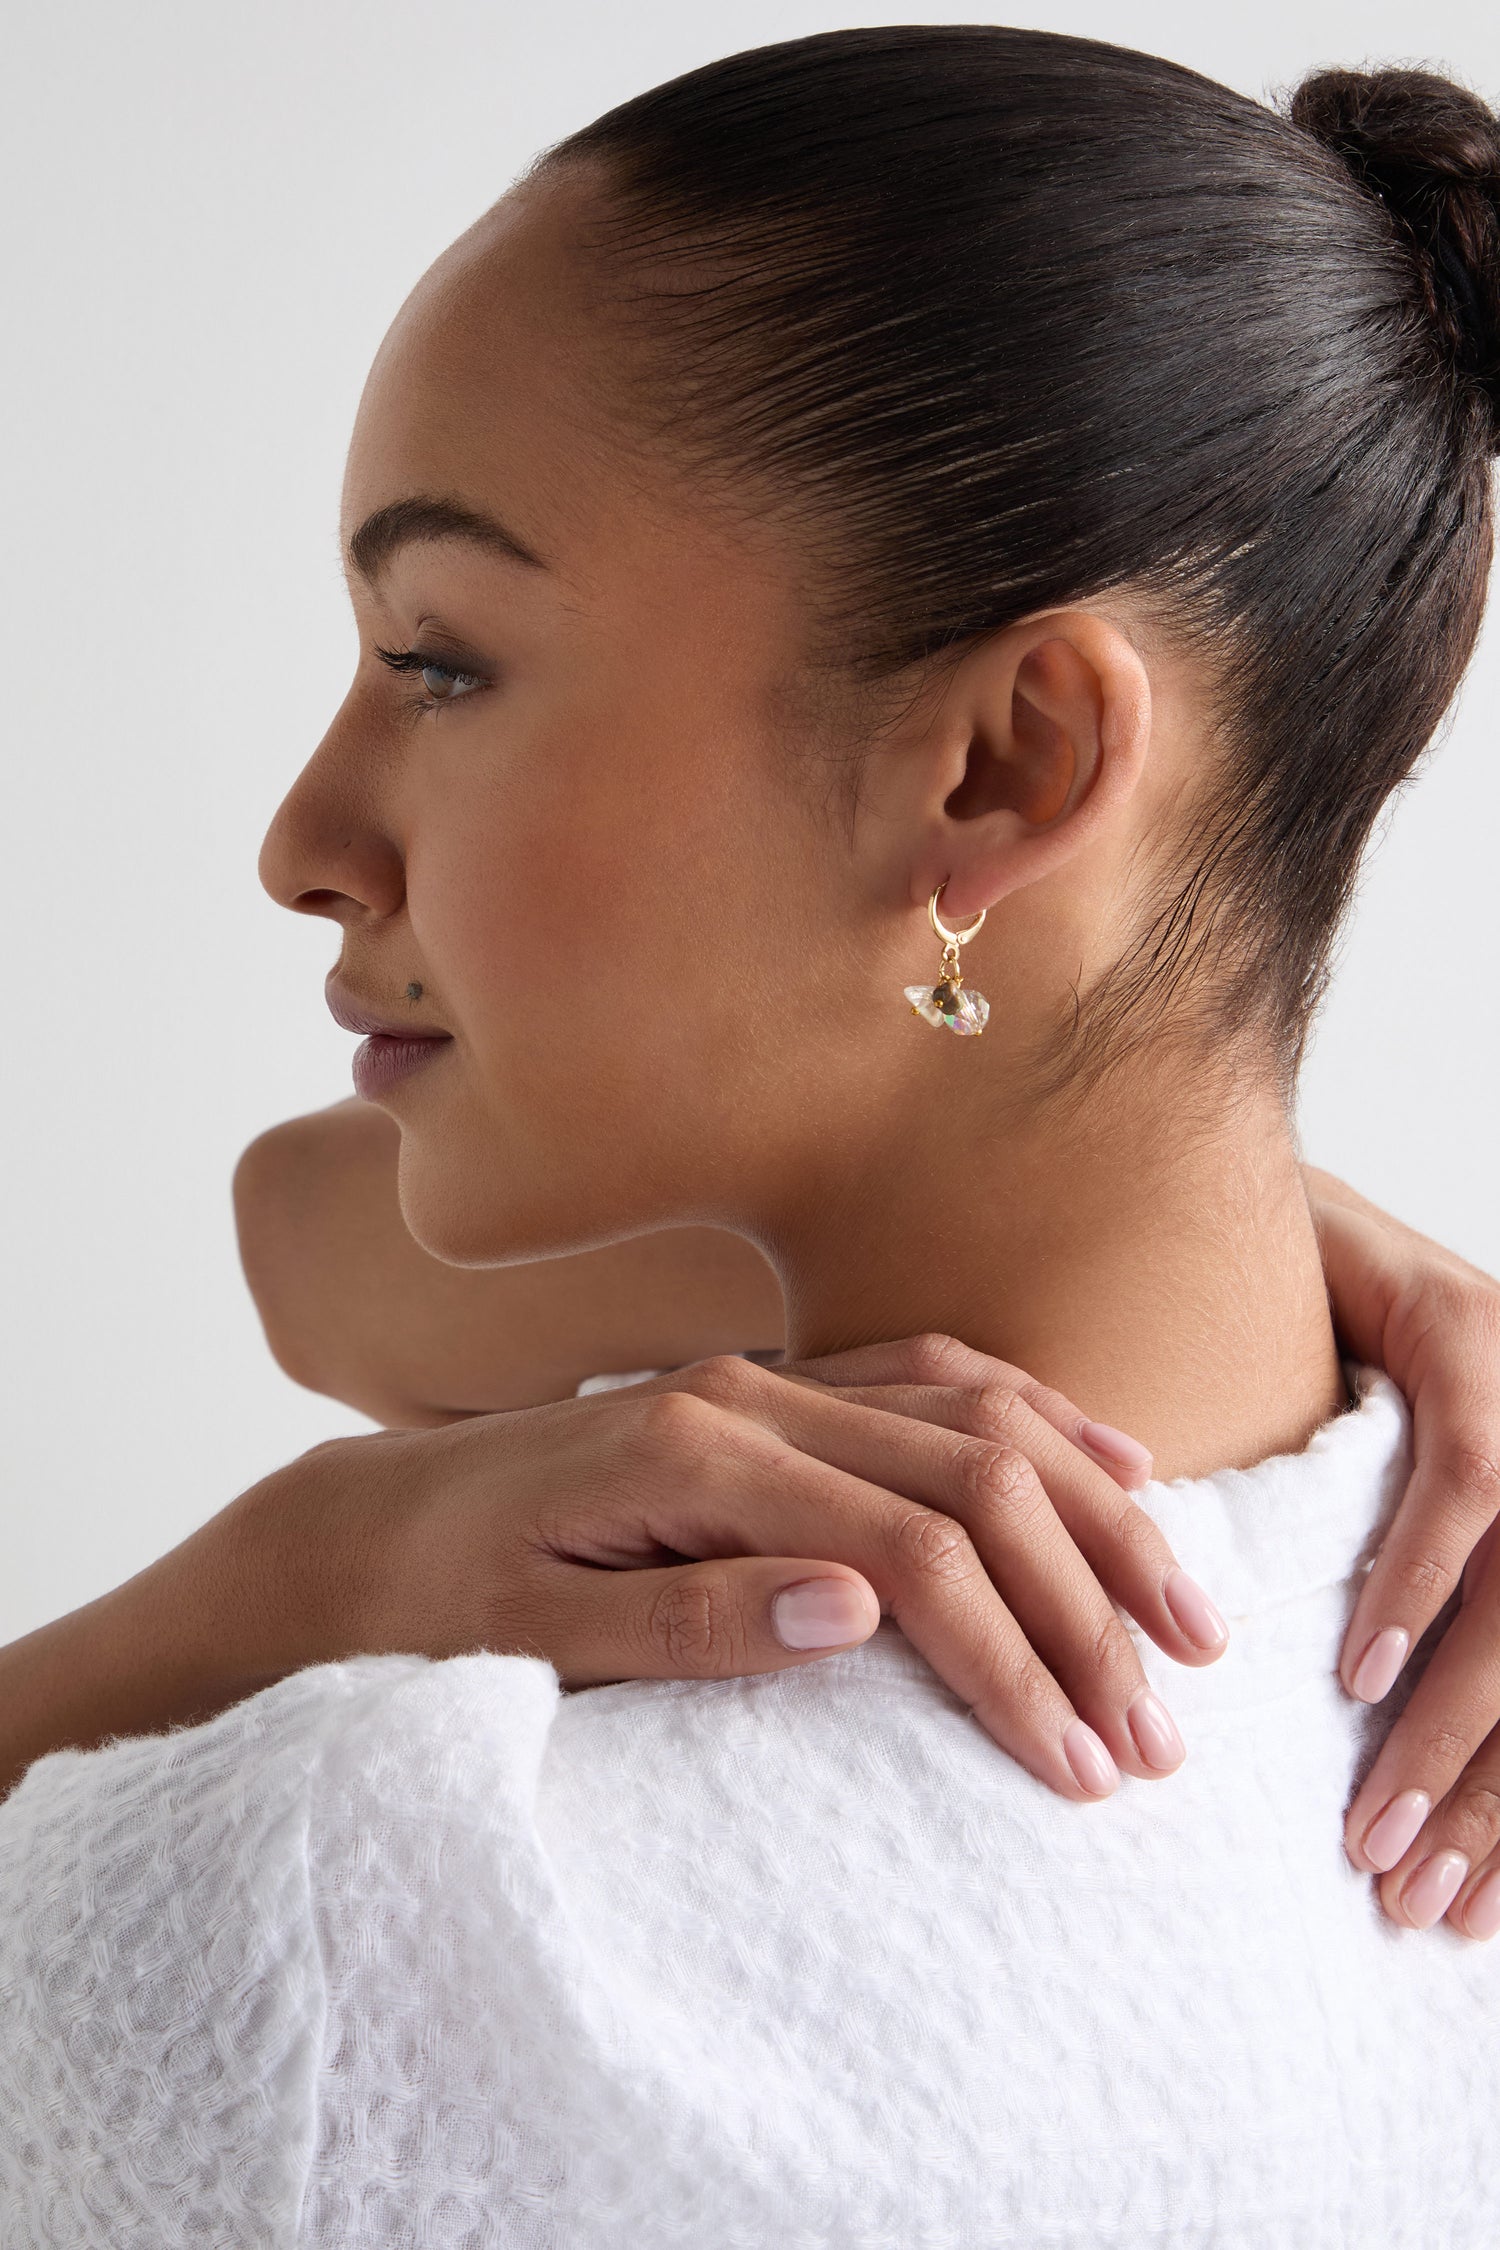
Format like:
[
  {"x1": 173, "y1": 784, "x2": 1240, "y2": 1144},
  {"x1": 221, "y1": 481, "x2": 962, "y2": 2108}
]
[{"x1": 905, "y1": 886, "x2": 989, "y2": 1036}]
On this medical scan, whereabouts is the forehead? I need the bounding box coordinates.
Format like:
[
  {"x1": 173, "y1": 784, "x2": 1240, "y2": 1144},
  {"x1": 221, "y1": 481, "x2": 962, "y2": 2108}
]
[
  {"x1": 341, "y1": 180, "x2": 615, "y2": 575},
  {"x1": 340, "y1": 177, "x2": 785, "y2": 624}
]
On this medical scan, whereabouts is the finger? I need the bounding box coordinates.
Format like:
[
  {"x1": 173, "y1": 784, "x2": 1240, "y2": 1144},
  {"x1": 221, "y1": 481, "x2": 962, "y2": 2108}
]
[
  {"x1": 1454, "y1": 1857, "x2": 1500, "y2": 1942},
  {"x1": 1311, "y1": 1182, "x2": 1499, "y2": 1365},
  {"x1": 648, "y1": 1523, "x2": 1114, "y2": 1804},
  {"x1": 616, "y1": 1380, "x2": 1166, "y2": 1793},
  {"x1": 1307, "y1": 1191, "x2": 1412, "y2": 1369},
  {"x1": 782, "y1": 1335, "x2": 1155, "y2": 1490},
  {"x1": 1463, "y1": 1518, "x2": 1500, "y2": 1603},
  {"x1": 1337, "y1": 1386, "x2": 1500, "y2": 1708},
  {"x1": 895, "y1": 1439, "x2": 1186, "y2": 1787},
  {"x1": 1320, "y1": 1198, "x2": 1500, "y2": 1696},
  {"x1": 1363, "y1": 1718, "x2": 1500, "y2": 1937},
  {"x1": 680, "y1": 1357, "x2": 1223, "y2": 1671},
  {"x1": 810, "y1": 1377, "x2": 1225, "y2": 1666},
  {"x1": 542, "y1": 1554, "x2": 882, "y2": 1686},
  {"x1": 1343, "y1": 1583, "x2": 1500, "y2": 1873}
]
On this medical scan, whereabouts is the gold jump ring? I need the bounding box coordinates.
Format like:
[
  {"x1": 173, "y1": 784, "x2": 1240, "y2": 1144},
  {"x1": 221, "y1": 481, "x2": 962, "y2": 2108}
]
[{"x1": 929, "y1": 885, "x2": 987, "y2": 948}]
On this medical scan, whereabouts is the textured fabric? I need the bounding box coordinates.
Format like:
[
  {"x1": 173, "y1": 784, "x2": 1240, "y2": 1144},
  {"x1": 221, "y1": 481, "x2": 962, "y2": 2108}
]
[{"x1": 1, "y1": 1365, "x2": 1496, "y2": 2247}]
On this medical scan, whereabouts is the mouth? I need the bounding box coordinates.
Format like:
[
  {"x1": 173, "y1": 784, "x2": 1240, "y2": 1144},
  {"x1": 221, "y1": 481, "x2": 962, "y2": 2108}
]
[
  {"x1": 326, "y1": 974, "x2": 454, "y2": 1102},
  {"x1": 325, "y1": 976, "x2": 452, "y2": 1042}
]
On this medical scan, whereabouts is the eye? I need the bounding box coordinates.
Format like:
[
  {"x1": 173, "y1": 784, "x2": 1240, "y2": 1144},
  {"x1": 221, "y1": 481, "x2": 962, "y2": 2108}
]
[
  {"x1": 419, "y1": 659, "x2": 479, "y2": 702},
  {"x1": 374, "y1": 644, "x2": 488, "y2": 709}
]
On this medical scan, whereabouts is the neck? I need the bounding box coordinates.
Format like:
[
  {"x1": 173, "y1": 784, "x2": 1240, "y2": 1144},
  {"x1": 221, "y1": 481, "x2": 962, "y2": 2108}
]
[{"x1": 765, "y1": 1062, "x2": 1344, "y2": 1482}]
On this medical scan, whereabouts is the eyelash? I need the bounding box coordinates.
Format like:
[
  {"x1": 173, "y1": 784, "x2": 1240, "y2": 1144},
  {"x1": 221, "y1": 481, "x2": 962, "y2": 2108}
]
[{"x1": 374, "y1": 644, "x2": 490, "y2": 712}]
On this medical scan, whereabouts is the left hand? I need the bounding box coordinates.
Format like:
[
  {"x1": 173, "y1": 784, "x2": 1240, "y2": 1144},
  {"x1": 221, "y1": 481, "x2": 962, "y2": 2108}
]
[{"x1": 1306, "y1": 1168, "x2": 1500, "y2": 1939}]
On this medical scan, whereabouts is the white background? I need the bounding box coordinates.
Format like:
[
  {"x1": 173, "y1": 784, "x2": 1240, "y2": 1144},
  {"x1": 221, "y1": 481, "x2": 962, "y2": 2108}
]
[{"x1": 2, "y1": 0, "x2": 1495, "y2": 1645}]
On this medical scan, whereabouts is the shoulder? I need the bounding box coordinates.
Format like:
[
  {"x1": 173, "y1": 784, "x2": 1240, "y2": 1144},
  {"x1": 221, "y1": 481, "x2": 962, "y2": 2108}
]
[{"x1": 0, "y1": 1649, "x2": 559, "y2": 2245}]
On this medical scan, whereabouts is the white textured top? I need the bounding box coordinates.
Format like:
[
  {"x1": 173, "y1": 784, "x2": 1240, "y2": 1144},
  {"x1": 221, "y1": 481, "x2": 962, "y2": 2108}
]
[{"x1": 1, "y1": 1366, "x2": 1496, "y2": 2248}]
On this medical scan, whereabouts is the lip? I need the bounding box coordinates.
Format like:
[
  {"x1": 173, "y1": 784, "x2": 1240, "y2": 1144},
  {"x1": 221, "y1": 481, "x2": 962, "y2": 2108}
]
[
  {"x1": 349, "y1": 1031, "x2": 451, "y2": 1102},
  {"x1": 325, "y1": 976, "x2": 451, "y2": 1042},
  {"x1": 326, "y1": 975, "x2": 453, "y2": 1103}
]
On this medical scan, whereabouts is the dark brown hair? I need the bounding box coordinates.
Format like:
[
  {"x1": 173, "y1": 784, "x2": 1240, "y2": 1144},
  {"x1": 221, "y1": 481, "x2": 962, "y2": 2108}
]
[{"x1": 537, "y1": 28, "x2": 1500, "y2": 1087}]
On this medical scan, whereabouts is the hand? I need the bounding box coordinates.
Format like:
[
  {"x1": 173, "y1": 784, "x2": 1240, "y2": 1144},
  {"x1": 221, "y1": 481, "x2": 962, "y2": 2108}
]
[
  {"x1": 0, "y1": 1335, "x2": 1227, "y2": 1809},
  {"x1": 1306, "y1": 1170, "x2": 1500, "y2": 1937},
  {"x1": 216, "y1": 1335, "x2": 1227, "y2": 1807}
]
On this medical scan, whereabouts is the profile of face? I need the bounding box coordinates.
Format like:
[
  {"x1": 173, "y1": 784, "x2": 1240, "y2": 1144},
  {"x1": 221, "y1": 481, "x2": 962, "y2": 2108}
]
[{"x1": 258, "y1": 165, "x2": 1176, "y2": 1272}]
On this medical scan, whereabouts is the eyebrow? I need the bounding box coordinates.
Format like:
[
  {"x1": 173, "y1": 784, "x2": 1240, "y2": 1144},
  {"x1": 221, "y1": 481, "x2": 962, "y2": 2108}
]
[{"x1": 346, "y1": 493, "x2": 550, "y2": 584}]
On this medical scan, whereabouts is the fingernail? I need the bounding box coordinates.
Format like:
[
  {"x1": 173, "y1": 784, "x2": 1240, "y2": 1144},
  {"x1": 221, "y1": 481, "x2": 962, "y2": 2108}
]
[
  {"x1": 1349, "y1": 1626, "x2": 1409, "y2": 1704},
  {"x1": 1362, "y1": 1787, "x2": 1431, "y2": 1872},
  {"x1": 1064, "y1": 1718, "x2": 1119, "y2": 1797},
  {"x1": 1128, "y1": 1690, "x2": 1185, "y2": 1772},
  {"x1": 1460, "y1": 1868, "x2": 1500, "y2": 1941},
  {"x1": 1163, "y1": 1567, "x2": 1229, "y2": 1651},
  {"x1": 1401, "y1": 1849, "x2": 1469, "y2": 1930},
  {"x1": 771, "y1": 1578, "x2": 874, "y2": 1651},
  {"x1": 1079, "y1": 1420, "x2": 1154, "y2": 1480}
]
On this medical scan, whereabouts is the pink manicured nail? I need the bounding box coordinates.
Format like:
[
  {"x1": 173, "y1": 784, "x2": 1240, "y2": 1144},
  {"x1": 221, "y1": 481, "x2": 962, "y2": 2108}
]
[
  {"x1": 1079, "y1": 1420, "x2": 1153, "y2": 1480},
  {"x1": 771, "y1": 1579, "x2": 874, "y2": 1651},
  {"x1": 1350, "y1": 1626, "x2": 1409, "y2": 1704},
  {"x1": 1128, "y1": 1691, "x2": 1185, "y2": 1772},
  {"x1": 1362, "y1": 1787, "x2": 1431, "y2": 1873},
  {"x1": 1163, "y1": 1567, "x2": 1229, "y2": 1651},
  {"x1": 1460, "y1": 1868, "x2": 1500, "y2": 1941},
  {"x1": 1064, "y1": 1719, "x2": 1119, "y2": 1797},
  {"x1": 1401, "y1": 1850, "x2": 1469, "y2": 1929}
]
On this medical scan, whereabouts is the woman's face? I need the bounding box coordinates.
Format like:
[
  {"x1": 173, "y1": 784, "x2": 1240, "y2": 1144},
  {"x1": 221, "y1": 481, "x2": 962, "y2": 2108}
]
[{"x1": 259, "y1": 170, "x2": 947, "y2": 1267}]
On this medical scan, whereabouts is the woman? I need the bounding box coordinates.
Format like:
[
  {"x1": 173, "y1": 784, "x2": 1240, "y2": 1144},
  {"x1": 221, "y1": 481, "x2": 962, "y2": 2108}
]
[{"x1": 3, "y1": 25, "x2": 1500, "y2": 2244}]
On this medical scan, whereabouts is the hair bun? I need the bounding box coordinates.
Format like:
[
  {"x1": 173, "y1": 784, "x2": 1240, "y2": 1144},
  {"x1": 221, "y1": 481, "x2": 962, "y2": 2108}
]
[{"x1": 1291, "y1": 66, "x2": 1500, "y2": 442}]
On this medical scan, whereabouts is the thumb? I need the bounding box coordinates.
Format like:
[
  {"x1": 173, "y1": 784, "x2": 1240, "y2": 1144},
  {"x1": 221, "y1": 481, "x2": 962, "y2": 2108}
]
[{"x1": 557, "y1": 1557, "x2": 881, "y2": 1686}]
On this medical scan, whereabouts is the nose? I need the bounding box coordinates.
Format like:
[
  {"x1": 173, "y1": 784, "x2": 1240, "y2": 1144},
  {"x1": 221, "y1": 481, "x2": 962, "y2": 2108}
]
[{"x1": 257, "y1": 703, "x2": 406, "y2": 928}]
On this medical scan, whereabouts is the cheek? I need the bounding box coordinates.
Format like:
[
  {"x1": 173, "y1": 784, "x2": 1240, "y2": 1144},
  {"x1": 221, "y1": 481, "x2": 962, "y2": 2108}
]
[
  {"x1": 421, "y1": 741, "x2": 727, "y2": 1052},
  {"x1": 400, "y1": 711, "x2": 797, "y2": 1241}
]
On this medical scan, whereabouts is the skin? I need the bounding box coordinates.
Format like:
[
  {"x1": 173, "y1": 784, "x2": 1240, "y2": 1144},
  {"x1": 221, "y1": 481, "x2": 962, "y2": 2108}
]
[
  {"x1": 259, "y1": 163, "x2": 1341, "y2": 1478},
  {"x1": 232, "y1": 1096, "x2": 786, "y2": 1421},
  {"x1": 252, "y1": 155, "x2": 1500, "y2": 1935},
  {"x1": 7, "y1": 158, "x2": 1498, "y2": 1942},
  {"x1": 232, "y1": 1101, "x2": 1500, "y2": 1938}
]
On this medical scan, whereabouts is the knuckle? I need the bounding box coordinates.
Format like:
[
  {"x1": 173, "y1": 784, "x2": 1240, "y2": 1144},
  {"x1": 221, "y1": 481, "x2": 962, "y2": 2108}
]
[
  {"x1": 676, "y1": 1353, "x2": 758, "y2": 1407},
  {"x1": 963, "y1": 1381, "x2": 1025, "y2": 1444},
  {"x1": 1383, "y1": 1276, "x2": 1457, "y2": 1379},
  {"x1": 1390, "y1": 1549, "x2": 1459, "y2": 1614},
  {"x1": 1082, "y1": 1607, "x2": 1137, "y2": 1687},
  {"x1": 1440, "y1": 1781, "x2": 1500, "y2": 1863},
  {"x1": 1412, "y1": 1721, "x2": 1476, "y2": 1779},
  {"x1": 901, "y1": 1332, "x2": 973, "y2": 1385},
  {"x1": 1390, "y1": 1272, "x2": 1500, "y2": 1385},
  {"x1": 647, "y1": 1572, "x2": 743, "y2": 1674},
  {"x1": 993, "y1": 1647, "x2": 1065, "y2": 1732},
  {"x1": 1107, "y1": 1504, "x2": 1169, "y2": 1574},
  {"x1": 888, "y1": 1504, "x2": 977, "y2": 1589},
  {"x1": 960, "y1": 1442, "x2": 1048, "y2": 1533},
  {"x1": 1436, "y1": 1443, "x2": 1500, "y2": 1525},
  {"x1": 626, "y1": 1386, "x2": 719, "y2": 1466},
  {"x1": 1399, "y1": 1268, "x2": 1468, "y2": 1331}
]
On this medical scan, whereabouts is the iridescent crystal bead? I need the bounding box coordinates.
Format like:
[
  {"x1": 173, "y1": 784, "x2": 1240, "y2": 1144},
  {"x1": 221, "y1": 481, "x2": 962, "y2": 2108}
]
[{"x1": 904, "y1": 981, "x2": 990, "y2": 1036}]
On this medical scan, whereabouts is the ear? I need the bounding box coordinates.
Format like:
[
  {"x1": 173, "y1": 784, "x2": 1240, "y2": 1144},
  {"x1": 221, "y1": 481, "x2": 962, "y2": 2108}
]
[{"x1": 900, "y1": 609, "x2": 1153, "y2": 922}]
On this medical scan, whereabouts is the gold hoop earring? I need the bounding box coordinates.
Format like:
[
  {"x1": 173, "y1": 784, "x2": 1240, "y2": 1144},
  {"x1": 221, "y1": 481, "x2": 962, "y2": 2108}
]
[{"x1": 905, "y1": 884, "x2": 990, "y2": 1036}]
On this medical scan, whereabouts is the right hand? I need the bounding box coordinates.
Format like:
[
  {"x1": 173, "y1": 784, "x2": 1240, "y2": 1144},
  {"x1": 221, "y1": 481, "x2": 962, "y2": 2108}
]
[{"x1": 237, "y1": 1334, "x2": 1228, "y2": 1805}]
